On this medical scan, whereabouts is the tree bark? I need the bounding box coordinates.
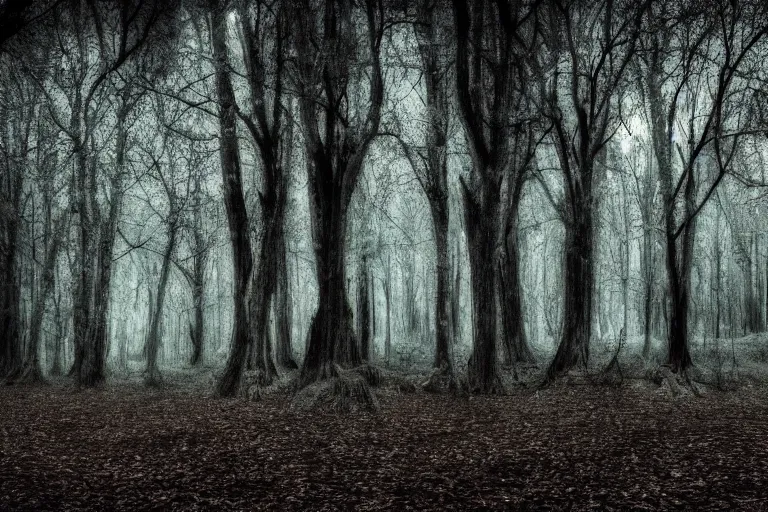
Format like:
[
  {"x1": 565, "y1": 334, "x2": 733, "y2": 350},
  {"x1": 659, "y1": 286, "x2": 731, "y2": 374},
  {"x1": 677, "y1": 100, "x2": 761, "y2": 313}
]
[
  {"x1": 357, "y1": 254, "x2": 371, "y2": 361},
  {"x1": 188, "y1": 175, "x2": 207, "y2": 367},
  {"x1": 274, "y1": 231, "x2": 296, "y2": 369},
  {"x1": 451, "y1": 238, "x2": 461, "y2": 345},
  {"x1": 640, "y1": 157, "x2": 655, "y2": 358},
  {"x1": 301, "y1": 207, "x2": 361, "y2": 384},
  {"x1": 210, "y1": 1, "x2": 256, "y2": 397},
  {"x1": 248, "y1": 214, "x2": 280, "y2": 385},
  {"x1": 498, "y1": 201, "x2": 535, "y2": 366},
  {"x1": 384, "y1": 253, "x2": 392, "y2": 364},
  {"x1": 145, "y1": 221, "x2": 177, "y2": 387},
  {"x1": 0, "y1": 197, "x2": 21, "y2": 378},
  {"x1": 189, "y1": 276, "x2": 204, "y2": 367},
  {"x1": 49, "y1": 289, "x2": 66, "y2": 376},
  {"x1": 78, "y1": 189, "x2": 122, "y2": 387},
  {"x1": 293, "y1": 0, "x2": 384, "y2": 387},
  {"x1": 16, "y1": 216, "x2": 64, "y2": 383},
  {"x1": 462, "y1": 175, "x2": 503, "y2": 393},
  {"x1": 432, "y1": 207, "x2": 452, "y2": 370},
  {"x1": 546, "y1": 200, "x2": 595, "y2": 378}
]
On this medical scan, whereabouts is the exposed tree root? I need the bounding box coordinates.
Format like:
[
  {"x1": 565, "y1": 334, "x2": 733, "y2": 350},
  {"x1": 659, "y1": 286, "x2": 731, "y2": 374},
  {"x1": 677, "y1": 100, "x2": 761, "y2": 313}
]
[
  {"x1": 298, "y1": 361, "x2": 341, "y2": 389},
  {"x1": 650, "y1": 365, "x2": 706, "y2": 397},
  {"x1": 14, "y1": 364, "x2": 48, "y2": 385},
  {"x1": 292, "y1": 365, "x2": 379, "y2": 413},
  {"x1": 4, "y1": 364, "x2": 47, "y2": 385},
  {"x1": 350, "y1": 364, "x2": 381, "y2": 387},
  {"x1": 466, "y1": 369, "x2": 505, "y2": 395},
  {"x1": 421, "y1": 363, "x2": 456, "y2": 393},
  {"x1": 144, "y1": 368, "x2": 164, "y2": 389},
  {"x1": 596, "y1": 329, "x2": 625, "y2": 387}
]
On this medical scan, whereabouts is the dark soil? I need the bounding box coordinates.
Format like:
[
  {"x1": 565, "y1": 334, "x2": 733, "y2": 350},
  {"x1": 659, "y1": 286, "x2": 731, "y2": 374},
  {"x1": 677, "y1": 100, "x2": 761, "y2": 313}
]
[{"x1": 2, "y1": 382, "x2": 768, "y2": 511}]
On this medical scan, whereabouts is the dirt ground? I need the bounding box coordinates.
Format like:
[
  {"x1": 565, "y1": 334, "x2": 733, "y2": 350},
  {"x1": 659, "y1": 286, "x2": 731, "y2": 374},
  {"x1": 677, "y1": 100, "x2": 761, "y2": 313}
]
[{"x1": 2, "y1": 377, "x2": 768, "y2": 511}]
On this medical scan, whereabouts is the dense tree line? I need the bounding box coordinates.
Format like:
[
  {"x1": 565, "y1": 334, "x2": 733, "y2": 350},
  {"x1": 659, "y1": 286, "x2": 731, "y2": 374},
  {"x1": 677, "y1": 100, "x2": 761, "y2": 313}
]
[{"x1": 1, "y1": 0, "x2": 768, "y2": 397}]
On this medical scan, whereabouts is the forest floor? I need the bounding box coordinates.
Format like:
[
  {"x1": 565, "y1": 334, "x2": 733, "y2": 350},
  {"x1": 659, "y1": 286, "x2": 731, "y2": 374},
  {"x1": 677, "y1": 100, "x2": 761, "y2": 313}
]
[{"x1": 3, "y1": 365, "x2": 768, "y2": 511}]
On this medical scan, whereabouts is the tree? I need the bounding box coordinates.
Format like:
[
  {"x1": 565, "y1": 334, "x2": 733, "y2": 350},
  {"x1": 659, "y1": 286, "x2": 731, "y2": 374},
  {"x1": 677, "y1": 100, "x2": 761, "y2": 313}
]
[
  {"x1": 209, "y1": 0, "x2": 257, "y2": 396},
  {"x1": 641, "y1": 0, "x2": 768, "y2": 373},
  {"x1": 626, "y1": 141, "x2": 658, "y2": 358},
  {"x1": 274, "y1": 219, "x2": 297, "y2": 369},
  {"x1": 28, "y1": 0, "x2": 177, "y2": 387},
  {"x1": 0, "y1": 56, "x2": 31, "y2": 378},
  {"x1": 539, "y1": 0, "x2": 646, "y2": 381},
  {"x1": 208, "y1": 0, "x2": 296, "y2": 395},
  {"x1": 14, "y1": 214, "x2": 65, "y2": 383},
  {"x1": 391, "y1": 0, "x2": 456, "y2": 389},
  {"x1": 141, "y1": 124, "x2": 189, "y2": 387},
  {"x1": 291, "y1": 0, "x2": 385, "y2": 386},
  {"x1": 452, "y1": 0, "x2": 538, "y2": 392},
  {"x1": 356, "y1": 253, "x2": 372, "y2": 361},
  {"x1": 185, "y1": 166, "x2": 212, "y2": 367}
]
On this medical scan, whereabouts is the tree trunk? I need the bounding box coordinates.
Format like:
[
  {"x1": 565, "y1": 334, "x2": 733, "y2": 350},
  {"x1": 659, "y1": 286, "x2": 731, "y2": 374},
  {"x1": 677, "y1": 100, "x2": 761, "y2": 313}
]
[
  {"x1": 384, "y1": 253, "x2": 392, "y2": 364},
  {"x1": 744, "y1": 234, "x2": 761, "y2": 333},
  {"x1": 621, "y1": 179, "x2": 630, "y2": 340},
  {"x1": 248, "y1": 227, "x2": 280, "y2": 385},
  {"x1": 0, "y1": 214, "x2": 21, "y2": 378},
  {"x1": 357, "y1": 254, "x2": 371, "y2": 361},
  {"x1": 49, "y1": 292, "x2": 66, "y2": 376},
  {"x1": 188, "y1": 180, "x2": 207, "y2": 367},
  {"x1": 145, "y1": 223, "x2": 177, "y2": 387},
  {"x1": 432, "y1": 207, "x2": 452, "y2": 370},
  {"x1": 300, "y1": 208, "x2": 360, "y2": 385},
  {"x1": 371, "y1": 268, "x2": 377, "y2": 340},
  {"x1": 274, "y1": 212, "x2": 297, "y2": 369},
  {"x1": 16, "y1": 217, "x2": 64, "y2": 383},
  {"x1": 0, "y1": 103, "x2": 24, "y2": 378},
  {"x1": 72, "y1": 89, "x2": 129, "y2": 387},
  {"x1": 189, "y1": 277, "x2": 204, "y2": 367},
  {"x1": 451, "y1": 238, "x2": 461, "y2": 345},
  {"x1": 665, "y1": 170, "x2": 696, "y2": 373},
  {"x1": 292, "y1": 0, "x2": 383, "y2": 388},
  {"x1": 462, "y1": 177, "x2": 503, "y2": 394},
  {"x1": 211, "y1": 1, "x2": 256, "y2": 397},
  {"x1": 546, "y1": 204, "x2": 594, "y2": 379},
  {"x1": 78, "y1": 209, "x2": 121, "y2": 387},
  {"x1": 498, "y1": 209, "x2": 535, "y2": 366},
  {"x1": 641, "y1": 221, "x2": 654, "y2": 358},
  {"x1": 246, "y1": 152, "x2": 286, "y2": 385}
]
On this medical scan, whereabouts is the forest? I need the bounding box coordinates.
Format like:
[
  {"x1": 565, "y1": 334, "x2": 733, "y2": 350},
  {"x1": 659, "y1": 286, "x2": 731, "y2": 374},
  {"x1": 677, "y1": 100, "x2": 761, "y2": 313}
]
[{"x1": 2, "y1": 0, "x2": 768, "y2": 509}]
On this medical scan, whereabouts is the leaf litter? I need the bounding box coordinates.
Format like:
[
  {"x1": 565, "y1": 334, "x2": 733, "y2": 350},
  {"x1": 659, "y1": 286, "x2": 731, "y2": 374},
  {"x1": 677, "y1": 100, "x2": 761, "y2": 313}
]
[{"x1": 1, "y1": 383, "x2": 768, "y2": 510}]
